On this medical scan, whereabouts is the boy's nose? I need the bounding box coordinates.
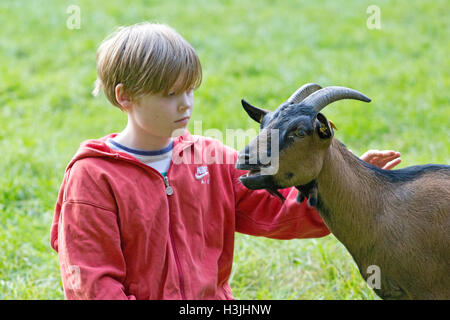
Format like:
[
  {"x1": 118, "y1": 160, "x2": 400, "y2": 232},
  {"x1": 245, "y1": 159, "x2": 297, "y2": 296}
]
[
  {"x1": 178, "y1": 106, "x2": 189, "y2": 114},
  {"x1": 178, "y1": 92, "x2": 193, "y2": 111},
  {"x1": 178, "y1": 102, "x2": 191, "y2": 112}
]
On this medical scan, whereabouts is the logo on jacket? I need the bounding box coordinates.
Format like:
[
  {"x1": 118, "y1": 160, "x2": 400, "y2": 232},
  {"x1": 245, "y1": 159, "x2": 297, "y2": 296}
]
[{"x1": 195, "y1": 166, "x2": 209, "y2": 184}]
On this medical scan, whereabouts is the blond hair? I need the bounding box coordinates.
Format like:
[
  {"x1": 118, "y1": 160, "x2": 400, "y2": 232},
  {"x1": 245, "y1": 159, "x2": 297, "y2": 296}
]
[{"x1": 92, "y1": 22, "x2": 202, "y2": 108}]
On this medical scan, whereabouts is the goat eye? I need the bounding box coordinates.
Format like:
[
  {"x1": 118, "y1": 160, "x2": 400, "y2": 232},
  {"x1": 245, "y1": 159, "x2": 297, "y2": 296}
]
[
  {"x1": 295, "y1": 130, "x2": 305, "y2": 138},
  {"x1": 287, "y1": 130, "x2": 305, "y2": 141}
]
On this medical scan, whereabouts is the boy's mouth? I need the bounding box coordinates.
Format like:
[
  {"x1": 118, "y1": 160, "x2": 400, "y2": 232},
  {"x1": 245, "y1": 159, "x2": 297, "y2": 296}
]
[{"x1": 175, "y1": 116, "x2": 190, "y2": 123}]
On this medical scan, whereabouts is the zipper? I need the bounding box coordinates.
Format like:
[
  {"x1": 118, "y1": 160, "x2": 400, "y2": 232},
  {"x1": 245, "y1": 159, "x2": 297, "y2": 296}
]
[
  {"x1": 163, "y1": 174, "x2": 186, "y2": 300},
  {"x1": 164, "y1": 176, "x2": 174, "y2": 195}
]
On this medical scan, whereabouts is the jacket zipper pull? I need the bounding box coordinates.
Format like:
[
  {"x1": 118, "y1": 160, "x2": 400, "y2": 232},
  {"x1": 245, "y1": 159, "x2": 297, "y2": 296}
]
[{"x1": 164, "y1": 176, "x2": 174, "y2": 196}]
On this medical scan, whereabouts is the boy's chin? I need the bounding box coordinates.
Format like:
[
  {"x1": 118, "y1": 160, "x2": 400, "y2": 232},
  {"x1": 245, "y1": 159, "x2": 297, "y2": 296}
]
[{"x1": 170, "y1": 128, "x2": 187, "y2": 138}]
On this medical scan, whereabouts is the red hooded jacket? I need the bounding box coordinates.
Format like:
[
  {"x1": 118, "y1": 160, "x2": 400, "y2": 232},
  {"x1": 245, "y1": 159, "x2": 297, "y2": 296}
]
[{"x1": 50, "y1": 130, "x2": 330, "y2": 300}]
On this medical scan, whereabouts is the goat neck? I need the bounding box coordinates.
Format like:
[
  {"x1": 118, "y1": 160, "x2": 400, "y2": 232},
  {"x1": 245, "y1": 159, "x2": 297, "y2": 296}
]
[{"x1": 315, "y1": 139, "x2": 390, "y2": 258}]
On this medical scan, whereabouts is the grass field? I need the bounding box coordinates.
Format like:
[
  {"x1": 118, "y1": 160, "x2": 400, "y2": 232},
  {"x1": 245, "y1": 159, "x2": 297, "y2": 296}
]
[{"x1": 0, "y1": 0, "x2": 448, "y2": 299}]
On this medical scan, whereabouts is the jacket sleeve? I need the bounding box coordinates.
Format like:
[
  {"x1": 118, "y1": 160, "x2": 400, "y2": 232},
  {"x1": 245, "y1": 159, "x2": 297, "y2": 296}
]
[
  {"x1": 231, "y1": 157, "x2": 330, "y2": 240},
  {"x1": 51, "y1": 161, "x2": 135, "y2": 300}
]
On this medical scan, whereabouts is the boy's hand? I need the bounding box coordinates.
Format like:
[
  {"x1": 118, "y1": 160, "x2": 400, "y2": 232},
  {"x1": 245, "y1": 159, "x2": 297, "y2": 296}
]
[{"x1": 359, "y1": 150, "x2": 402, "y2": 170}]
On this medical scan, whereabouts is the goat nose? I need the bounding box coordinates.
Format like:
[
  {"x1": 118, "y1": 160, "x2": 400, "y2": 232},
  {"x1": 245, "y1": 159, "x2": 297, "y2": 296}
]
[
  {"x1": 238, "y1": 153, "x2": 250, "y2": 162},
  {"x1": 238, "y1": 153, "x2": 253, "y2": 166}
]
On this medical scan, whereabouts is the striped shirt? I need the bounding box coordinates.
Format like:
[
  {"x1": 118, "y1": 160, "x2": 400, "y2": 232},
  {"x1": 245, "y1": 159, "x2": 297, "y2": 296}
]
[{"x1": 106, "y1": 138, "x2": 173, "y2": 176}]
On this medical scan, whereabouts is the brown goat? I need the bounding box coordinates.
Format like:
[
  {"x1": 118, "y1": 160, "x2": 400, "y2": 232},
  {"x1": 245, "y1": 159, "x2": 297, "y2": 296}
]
[{"x1": 235, "y1": 84, "x2": 450, "y2": 299}]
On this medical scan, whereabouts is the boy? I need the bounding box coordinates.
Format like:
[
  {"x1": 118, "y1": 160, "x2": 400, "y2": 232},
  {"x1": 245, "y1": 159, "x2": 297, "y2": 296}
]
[{"x1": 50, "y1": 22, "x2": 401, "y2": 299}]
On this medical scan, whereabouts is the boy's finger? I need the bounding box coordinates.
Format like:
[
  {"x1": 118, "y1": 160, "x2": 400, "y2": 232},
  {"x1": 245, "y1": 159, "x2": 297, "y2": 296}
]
[
  {"x1": 379, "y1": 154, "x2": 401, "y2": 163},
  {"x1": 373, "y1": 155, "x2": 400, "y2": 168},
  {"x1": 374, "y1": 151, "x2": 401, "y2": 161},
  {"x1": 382, "y1": 158, "x2": 402, "y2": 170},
  {"x1": 360, "y1": 150, "x2": 401, "y2": 166},
  {"x1": 375, "y1": 150, "x2": 399, "y2": 158},
  {"x1": 362, "y1": 149, "x2": 380, "y2": 158},
  {"x1": 360, "y1": 150, "x2": 378, "y2": 161}
]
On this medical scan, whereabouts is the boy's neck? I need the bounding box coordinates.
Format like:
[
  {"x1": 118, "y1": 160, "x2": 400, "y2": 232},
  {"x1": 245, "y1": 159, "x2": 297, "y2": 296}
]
[{"x1": 114, "y1": 122, "x2": 173, "y2": 151}]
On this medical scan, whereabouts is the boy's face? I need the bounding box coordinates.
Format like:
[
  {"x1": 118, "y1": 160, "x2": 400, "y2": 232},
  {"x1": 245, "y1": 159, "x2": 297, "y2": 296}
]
[{"x1": 130, "y1": 85, "x2": 194, "y2": 139}]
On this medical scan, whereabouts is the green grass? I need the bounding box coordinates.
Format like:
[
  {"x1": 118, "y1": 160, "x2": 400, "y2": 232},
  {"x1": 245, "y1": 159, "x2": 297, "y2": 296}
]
[{"x1": 0, "y1": 0, "x2": 448, "y2": 299}]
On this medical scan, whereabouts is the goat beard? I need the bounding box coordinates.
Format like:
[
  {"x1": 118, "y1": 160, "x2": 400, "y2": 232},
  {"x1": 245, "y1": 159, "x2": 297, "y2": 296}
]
[
  {"x1": 265, "y1": 180, "x2": 319, "y2": 206},
  {"x1": 266, "y1": 188, "x2": 286, "y2": 202},
  {"x1": 295, "y1": 179, "x2": 319, "y2": 207}
]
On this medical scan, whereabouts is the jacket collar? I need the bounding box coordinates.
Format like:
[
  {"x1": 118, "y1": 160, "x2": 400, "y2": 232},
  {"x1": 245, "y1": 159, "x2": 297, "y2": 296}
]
[
  {"x1": 66, "y1": 129, "x2": 199, "y2": 172},
  {"x1": 173, "y1": 129, "x2": 199, "y2": 156}
]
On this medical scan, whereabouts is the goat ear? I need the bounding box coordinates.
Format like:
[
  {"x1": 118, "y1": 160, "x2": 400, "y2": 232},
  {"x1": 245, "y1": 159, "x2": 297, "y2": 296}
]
[
  {"x1": 315, "y1": 113, "x2": 334, "y2": 139},
  {"x1": 241, "y1": 99, "x2": 269, "y2": 124}
]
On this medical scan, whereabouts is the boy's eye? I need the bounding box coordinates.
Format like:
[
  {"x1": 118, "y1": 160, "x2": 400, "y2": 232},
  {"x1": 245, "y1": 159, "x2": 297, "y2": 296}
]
[{"x1": 167, "y1": 88, "x2": 194, "y2": 97}]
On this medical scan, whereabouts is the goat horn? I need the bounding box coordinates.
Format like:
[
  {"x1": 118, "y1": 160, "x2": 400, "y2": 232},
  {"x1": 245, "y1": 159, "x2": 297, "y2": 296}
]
[
  {"x1": 300, "y1": 86, "x2": 371, "y2": 112},
  {"x1": 287, "y1": 83, "x2": 323, "y2": 104}
]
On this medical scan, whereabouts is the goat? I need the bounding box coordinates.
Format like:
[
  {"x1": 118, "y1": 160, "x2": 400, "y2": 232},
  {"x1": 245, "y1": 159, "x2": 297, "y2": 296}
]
[{"x1": 235, "y1": 83, "x2": 450, "y2": 299}]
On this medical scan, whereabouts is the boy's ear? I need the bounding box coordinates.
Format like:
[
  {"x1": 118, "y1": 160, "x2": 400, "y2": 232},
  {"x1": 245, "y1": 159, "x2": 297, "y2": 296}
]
[{"x1": 115, "y1": 84, "x2": 133, "y2": 110}]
